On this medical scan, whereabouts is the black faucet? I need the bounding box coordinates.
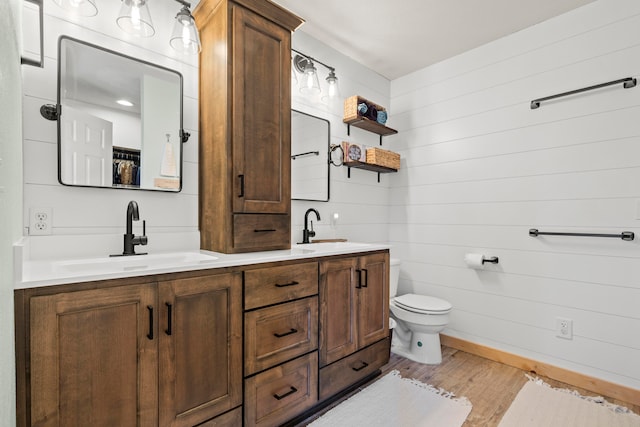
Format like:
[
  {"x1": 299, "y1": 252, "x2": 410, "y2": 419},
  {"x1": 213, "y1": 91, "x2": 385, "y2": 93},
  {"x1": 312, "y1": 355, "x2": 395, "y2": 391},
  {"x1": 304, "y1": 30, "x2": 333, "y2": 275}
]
[
  {"x1": 301, "y1": 208, "x2": 321, "y2": 244},
  {"x1": 113, "y1": 201, "x2": 148, "y2": 256}
]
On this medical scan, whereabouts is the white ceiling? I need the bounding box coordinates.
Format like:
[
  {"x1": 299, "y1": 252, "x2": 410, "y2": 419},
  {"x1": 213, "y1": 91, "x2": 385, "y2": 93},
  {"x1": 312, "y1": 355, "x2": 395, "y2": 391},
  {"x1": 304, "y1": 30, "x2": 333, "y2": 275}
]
[{"x1": 270, "y1": 0, "x2": 597, "y2": 80}]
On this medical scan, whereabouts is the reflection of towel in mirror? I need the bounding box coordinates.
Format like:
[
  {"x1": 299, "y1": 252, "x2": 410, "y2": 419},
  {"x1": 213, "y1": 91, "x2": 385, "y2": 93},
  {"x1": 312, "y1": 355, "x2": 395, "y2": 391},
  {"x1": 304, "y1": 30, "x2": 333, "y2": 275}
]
[{"x1": 160, "y1": 141, "x2": 177, "y2": 177}]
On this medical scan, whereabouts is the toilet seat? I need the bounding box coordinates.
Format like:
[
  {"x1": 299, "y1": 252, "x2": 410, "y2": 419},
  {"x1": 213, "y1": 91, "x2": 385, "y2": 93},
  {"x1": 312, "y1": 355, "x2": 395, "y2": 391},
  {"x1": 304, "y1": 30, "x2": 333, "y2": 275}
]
[{"x1": 393, "y1": 294, "x2": 452, "y2": 315}]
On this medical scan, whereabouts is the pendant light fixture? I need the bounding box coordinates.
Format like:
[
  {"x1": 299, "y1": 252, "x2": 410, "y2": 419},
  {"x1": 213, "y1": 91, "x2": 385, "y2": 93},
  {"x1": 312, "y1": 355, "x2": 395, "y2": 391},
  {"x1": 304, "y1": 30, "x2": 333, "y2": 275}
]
[
  {"x1": 292, "y1": 50, "x2": 340, "y2": 99},
  {"x1": 117, "y1": 0, "x2": 155, "y2": 38},
  {"x1": 170, "y1": 1, "x2": 201, "y2": 54},
  {"x1": 52, "y1": 0, "x2": 97, "y2": 17}
]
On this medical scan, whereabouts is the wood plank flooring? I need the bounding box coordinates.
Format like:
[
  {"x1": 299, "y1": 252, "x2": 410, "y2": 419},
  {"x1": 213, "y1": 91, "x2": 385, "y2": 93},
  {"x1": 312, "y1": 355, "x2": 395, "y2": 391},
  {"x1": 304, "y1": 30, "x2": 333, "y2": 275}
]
[{"x1": 300, "y1": 345, "x2": 640, "y2": 426}]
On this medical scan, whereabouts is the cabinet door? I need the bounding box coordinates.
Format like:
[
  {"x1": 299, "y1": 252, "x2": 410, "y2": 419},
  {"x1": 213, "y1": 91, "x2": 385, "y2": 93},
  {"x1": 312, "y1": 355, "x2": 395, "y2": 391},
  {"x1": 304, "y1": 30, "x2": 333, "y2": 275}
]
[
  {"x1": 158, "y1": 273, "x2": 243, "y2": 427},
  {"x1": 29, "y1": 284, "x2": 157, "y2": 427},
  {"x1": 319, "y1": 257, "x2": 358, "y2": 366},
  {"x1": 357, "y1": 253, "x2": 390, "y2": 349},
  {"x1": 231, "y1": 4, "x2": 291, "y2": 214}
]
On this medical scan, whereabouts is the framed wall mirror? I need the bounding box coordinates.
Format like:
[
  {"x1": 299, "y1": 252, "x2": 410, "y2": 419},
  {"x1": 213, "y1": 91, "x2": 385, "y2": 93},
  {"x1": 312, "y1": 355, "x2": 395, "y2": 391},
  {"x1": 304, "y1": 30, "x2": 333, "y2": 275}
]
[
  {"x1": 291, "y1": 110, "x2": 330, "y2": 201},
  {"x1": 56, "y1": 36, "x2": 185, "y2": 192}
]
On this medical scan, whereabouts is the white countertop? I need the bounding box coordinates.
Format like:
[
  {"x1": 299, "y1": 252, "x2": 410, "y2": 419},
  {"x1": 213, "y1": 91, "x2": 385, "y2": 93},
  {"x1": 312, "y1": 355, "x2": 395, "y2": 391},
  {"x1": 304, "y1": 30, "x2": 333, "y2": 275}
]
[{"x1": 16, "y1": 242, "x2": 390, "y2": 289}]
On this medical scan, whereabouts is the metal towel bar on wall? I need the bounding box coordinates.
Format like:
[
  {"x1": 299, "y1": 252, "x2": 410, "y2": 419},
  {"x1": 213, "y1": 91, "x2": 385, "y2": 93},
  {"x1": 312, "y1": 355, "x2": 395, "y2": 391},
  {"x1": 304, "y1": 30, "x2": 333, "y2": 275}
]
[
  {"x1": 529, "y1": 228, "x2": 634, "y2": 241},
  {"x1": 530, "y1": 77, "x2": 637, "y2": 109}
]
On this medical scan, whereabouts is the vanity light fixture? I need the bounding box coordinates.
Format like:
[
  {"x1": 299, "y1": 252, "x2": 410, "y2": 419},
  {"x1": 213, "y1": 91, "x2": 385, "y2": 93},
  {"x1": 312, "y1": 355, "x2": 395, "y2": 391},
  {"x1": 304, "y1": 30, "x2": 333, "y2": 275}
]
[
  {"x1": 117, "y1": 0, "x2": 155, "y2": 38},
  {"x1": 324, "y1": 69, "x2": 340, "y2": 100},
  {"x1": 292, "y1": 49, "x2": 340, "y2": 99},
  {"x1": 170, "y1": 0, "x2": 201, "y2": 54},
  {"x1": 52, "y1": 0, "x2": 98, "y2": 17},
  {"x1": 300, "y1": 59, "x2": 321, "y2": 94}
]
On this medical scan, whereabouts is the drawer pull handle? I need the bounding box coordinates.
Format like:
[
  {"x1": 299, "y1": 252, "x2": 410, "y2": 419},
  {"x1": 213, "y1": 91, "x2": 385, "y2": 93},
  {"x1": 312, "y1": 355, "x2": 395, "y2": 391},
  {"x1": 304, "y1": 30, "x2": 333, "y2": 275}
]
[
  {"x1": 147, "y1": 305, "x2": 154, "y2": 340},
  {"x1": 352, "y1": 361, "x2": 369, "y2": 372},
  {"x1": 275, "y1": 280, "x2": 299, "y2": 288},
  {"x1": 361, "y1": 268, "x2": 368, "y2": 288},
  {"x1": 254, "y1": 229, "x2": 276, "y2": 233},
  {"x1": 273, "y1": 386, "x2": 298, "y2": 400},
  {"x1": 274, "y1": 328, "x2": 297, "y2": 338},
  {"x1": 355, "y1": 269, "x2": 362, "y2": 289},
  {"x1": 165, "y1": 302, "x2": 172, "y2": 336}
]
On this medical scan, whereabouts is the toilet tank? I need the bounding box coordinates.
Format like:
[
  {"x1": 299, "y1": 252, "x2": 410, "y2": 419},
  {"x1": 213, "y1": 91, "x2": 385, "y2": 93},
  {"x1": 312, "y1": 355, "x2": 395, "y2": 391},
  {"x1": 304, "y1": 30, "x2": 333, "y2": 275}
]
[{"x1": 389, "y1": 258, "x2": 401, "y2": 297}]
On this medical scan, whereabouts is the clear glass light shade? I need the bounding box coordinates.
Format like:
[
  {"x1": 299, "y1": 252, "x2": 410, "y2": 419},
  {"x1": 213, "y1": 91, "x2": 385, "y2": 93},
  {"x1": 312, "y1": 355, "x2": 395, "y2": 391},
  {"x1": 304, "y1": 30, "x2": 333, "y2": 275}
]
[
  {"x1": 300, "y1": 61, "x2": 321, "y2": 95},
  {"x1": 324, "y1": 70, "x2": 340, "y2": 100},
  {"x1": 52, "y1": 0, "x2": 98, "y2": 17},
  {"x1": 170, "y1": 7, "x2": 201, "y2": 54},
  {"x1": 117, "y1": 0, "x2": 155, "y2": 38}
]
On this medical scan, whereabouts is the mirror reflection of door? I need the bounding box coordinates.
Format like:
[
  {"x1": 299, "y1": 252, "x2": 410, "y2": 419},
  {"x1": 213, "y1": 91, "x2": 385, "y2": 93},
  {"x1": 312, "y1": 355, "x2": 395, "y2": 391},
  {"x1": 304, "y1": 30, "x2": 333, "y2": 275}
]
[{"x1": 60, "y1": 106, "x2": 113, "y2": 187}]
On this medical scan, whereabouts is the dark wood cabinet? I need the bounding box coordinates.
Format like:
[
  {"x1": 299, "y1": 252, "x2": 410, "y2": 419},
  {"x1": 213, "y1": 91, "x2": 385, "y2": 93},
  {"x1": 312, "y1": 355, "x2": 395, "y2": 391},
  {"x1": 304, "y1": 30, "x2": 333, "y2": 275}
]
[
  {"x1": 28, "y1": 283, "x2": 158, "y2": 427},
  {"x1": 16, "y1": 250, "x2": 389, "y2": 427},
  {"x1": 158, "y1": 273, "x2": 243, "y2": 427},
  {"x1": 319, "y1": 253, "x2": 390, "y2": 397},
  {"x1": 18, "y1": 271, "x2": 243, "y2": 427},
  {"x1": 194, "y1": 0, "x2": 303, "y2": 253}
]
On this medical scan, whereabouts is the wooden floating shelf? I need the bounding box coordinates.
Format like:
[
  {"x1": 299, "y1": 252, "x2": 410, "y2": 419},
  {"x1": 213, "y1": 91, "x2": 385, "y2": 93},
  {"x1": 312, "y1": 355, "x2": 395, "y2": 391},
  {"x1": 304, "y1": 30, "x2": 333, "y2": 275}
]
[
  {"x1": 343, "y1": 117, "x2": 398, "y2": 137},
  {"x1": 344, "y1": 161, "x2": 398, "y2": 174}
]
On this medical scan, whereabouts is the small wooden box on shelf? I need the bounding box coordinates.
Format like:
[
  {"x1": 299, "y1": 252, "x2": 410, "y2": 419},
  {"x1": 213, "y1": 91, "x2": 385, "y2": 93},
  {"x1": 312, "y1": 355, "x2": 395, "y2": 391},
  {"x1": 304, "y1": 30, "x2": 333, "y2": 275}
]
[{"x1": 343, "y1": 95, "x2": 398, "y2": 136}]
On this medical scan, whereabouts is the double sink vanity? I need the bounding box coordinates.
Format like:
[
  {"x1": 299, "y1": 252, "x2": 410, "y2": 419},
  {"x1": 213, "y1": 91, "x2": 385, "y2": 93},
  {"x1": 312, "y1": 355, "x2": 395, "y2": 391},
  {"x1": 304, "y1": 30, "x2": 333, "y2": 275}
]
[
  {"x1": 16, "y1": 0, "x2": 391, "y2": 425},
  {"x1": 15, "y1": 243, "x2": 391, "y2": 427}
]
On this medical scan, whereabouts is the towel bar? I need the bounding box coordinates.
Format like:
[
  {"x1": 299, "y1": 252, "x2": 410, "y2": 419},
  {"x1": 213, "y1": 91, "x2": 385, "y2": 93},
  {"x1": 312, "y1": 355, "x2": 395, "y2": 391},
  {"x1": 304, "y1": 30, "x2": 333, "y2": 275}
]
[{"x1": 529, "y1": 229, "x2": 634, "y2": 241}]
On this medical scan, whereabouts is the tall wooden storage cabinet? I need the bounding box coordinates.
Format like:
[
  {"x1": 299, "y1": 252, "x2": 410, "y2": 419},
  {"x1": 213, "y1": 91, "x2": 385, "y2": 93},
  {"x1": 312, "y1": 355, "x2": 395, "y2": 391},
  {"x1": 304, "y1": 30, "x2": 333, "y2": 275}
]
[{"x1": 194, "y1": 0, "x2": 303, "y2": 253}]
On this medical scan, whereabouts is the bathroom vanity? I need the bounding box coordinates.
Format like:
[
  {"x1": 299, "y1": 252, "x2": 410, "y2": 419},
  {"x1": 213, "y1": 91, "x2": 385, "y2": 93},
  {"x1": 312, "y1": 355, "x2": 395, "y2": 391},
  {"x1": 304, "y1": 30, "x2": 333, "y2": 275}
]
[{"x1": 14, "y1": 244, "x2": 390, "y2": 427}]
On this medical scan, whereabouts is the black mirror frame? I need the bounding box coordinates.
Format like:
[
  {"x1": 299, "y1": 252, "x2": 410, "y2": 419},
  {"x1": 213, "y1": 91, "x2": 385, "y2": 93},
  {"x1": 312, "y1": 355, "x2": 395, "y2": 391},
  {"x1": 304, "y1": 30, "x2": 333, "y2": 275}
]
[
  {"x1": 291, "y1": 109, "x2": 331, "y2": 202},
  {"x1": 55, "y1": 36, "x2": 187, "y2": 192}
]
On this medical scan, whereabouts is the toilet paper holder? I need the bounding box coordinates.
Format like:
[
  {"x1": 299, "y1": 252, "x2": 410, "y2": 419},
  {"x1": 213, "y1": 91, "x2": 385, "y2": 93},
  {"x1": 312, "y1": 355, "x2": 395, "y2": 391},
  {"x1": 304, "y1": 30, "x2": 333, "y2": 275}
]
[{"x1": 482, "y1": 256, "x2": 499, "y2": 264}]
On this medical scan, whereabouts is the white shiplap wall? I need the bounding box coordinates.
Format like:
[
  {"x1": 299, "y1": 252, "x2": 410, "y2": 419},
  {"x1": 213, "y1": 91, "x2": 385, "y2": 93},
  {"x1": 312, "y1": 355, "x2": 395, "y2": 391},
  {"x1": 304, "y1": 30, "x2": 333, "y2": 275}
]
[
  {"x1": 291, "y1": 32, "x2": 392, "y2": 245},
  {"x1": 389, "y1": 0, "x2": 640, "y2": 390},
  {"x1": 22, "y1": 6, "x2": 200, "y2": 259}
]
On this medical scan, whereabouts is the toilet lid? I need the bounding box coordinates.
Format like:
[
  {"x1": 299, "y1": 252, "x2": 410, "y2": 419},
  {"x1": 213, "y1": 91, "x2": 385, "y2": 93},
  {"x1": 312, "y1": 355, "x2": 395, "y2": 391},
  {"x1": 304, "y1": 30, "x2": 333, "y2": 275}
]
[{"x1": 394, "y1": 294, "x2": 452, "y2": 314}]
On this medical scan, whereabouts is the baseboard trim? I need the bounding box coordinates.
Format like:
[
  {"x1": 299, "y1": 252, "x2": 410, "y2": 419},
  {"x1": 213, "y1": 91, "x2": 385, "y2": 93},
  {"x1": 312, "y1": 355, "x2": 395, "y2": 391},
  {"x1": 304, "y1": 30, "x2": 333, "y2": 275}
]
[{"x1": 441, "y1": 334, "x2": 640, "y2": 406}]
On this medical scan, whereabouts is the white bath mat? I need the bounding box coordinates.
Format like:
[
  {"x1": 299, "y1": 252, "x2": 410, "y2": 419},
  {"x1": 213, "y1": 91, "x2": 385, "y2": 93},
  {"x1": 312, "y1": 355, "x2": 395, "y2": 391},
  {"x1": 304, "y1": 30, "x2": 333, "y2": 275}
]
[
  {"x1": 308, "y1": 370, "x2": 472, "y2": 427},
  {"x1": 498, "y1": 376, "x2": 640, "y2": 427}
]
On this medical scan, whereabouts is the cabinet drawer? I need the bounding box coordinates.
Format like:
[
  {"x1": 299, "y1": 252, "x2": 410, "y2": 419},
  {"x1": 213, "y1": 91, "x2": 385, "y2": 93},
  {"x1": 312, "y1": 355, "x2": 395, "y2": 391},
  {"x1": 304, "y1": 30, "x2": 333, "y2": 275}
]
[
  {"x1": 233, "y1": 214, "x2": 290, "y2": 251},
  {"x1": 319, "y1": 338, "x2": 389, "y2": 401},
  {"x1": 245, "y1": 262, "x2": 318, "y2": 309},
  {"x1": 245, "y1": 352, "x2": 318, "y2": 427},
  {"x1": 245, "y1": 297, "x2": 318, "y2": 375}
]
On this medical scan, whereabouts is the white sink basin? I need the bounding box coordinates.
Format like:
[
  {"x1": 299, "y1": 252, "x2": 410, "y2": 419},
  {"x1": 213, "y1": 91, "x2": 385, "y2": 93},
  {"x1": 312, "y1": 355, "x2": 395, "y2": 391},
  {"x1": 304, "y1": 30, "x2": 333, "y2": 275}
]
[{"x1": 52, "y1": 252, "x2": 219, "y2": 274}]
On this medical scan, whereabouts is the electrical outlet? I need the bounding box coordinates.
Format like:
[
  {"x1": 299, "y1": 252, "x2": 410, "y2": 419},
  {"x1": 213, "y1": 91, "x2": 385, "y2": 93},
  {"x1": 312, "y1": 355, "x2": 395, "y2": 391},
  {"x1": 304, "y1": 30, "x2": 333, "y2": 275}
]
[
  {"x1": 29, "y1": 207, "x2": 52, "y2": 236},
  {"x1": 555, "y1": 317, "x2": 573, "y2": 340}
]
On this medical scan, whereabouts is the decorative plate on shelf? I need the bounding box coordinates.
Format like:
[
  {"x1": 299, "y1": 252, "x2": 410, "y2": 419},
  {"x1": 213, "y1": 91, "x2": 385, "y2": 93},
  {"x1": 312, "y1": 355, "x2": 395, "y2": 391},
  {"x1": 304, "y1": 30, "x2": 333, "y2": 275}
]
[{"x1": 347, "y1": 144, "x2": 362, "y2": 161}]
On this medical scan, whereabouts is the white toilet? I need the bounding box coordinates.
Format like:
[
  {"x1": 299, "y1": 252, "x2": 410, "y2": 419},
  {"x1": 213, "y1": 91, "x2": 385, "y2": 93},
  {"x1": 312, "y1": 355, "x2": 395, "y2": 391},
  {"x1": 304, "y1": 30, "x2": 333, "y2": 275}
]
[{"x1": 389, "y1": 258, "x2": 452, "y2": 364}]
